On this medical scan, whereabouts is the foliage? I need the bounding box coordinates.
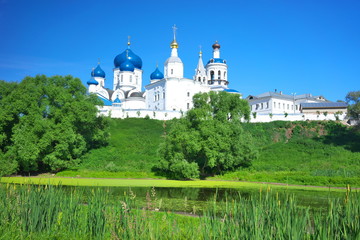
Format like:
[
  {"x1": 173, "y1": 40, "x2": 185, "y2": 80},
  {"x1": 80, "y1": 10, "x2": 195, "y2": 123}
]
[
  {"x1": 346, "y1": 90, "x2": 360, "y2": 119},
  {"x1": 157, "y1": 92, "x2": 257, "y2": 179},
  {"x1": 0, "y1": 75, "x2": 109, "y2": 175}
]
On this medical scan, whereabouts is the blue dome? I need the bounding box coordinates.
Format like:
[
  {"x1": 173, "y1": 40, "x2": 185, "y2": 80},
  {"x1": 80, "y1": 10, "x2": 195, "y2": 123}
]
[
  {"x1": 113, "y1": 97, "x2": 121, "y2": 103},
  {"x1": 91, "y1": 65, "x2": 105, "y2": 78},
  {"x1": 114, "y1": 49, "x2": 142, "y2": 69},
  {"x1": 150, "y1": 67, "x2": 164, "y2": 80},
  {"x1": 119, "y1": 58, "x2": 135, "y2": 71},
  {"x1": 207, "y1": 58, "x2": 226, "y2": 65},
  {"x1": 87, "y1": 79, "x2": 99, "y2": 85}
]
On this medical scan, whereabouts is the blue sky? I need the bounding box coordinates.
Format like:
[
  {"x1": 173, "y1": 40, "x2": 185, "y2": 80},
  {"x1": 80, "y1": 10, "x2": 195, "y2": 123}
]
[{"x1": 0, "y1": 0, "x2": 359, "y2": 101}]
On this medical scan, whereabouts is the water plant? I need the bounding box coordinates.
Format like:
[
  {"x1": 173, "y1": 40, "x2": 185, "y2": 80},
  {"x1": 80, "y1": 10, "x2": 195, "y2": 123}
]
[{"x1": 1, "y1": 183, "x2": 360, "y2": 239}]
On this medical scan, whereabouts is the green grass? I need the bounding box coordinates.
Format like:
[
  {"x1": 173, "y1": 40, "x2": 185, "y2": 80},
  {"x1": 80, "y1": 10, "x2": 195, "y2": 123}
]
[
  {"x1": 0, "y1": 176, "x2": 349, "y2": 192},
  {"x1": 77, "y1": 118, "x2": 167, "y2": 172},
  {"x1": 56, "y1": 119, "x2": 360, "y2": 187},
  {"x1": 56, "y1": 170, "x2": 165, "y2": 179}
]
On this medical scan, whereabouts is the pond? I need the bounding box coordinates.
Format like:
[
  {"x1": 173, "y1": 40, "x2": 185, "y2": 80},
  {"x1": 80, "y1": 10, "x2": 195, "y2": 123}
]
[{"x1": 62, "y1": 185, "x2": 347, "y2": 213}]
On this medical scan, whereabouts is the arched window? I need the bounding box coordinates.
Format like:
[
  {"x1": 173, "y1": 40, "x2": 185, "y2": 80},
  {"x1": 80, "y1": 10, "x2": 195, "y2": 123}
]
[
  {"x1": 218, "y1": 70, "x2": 221, "y2": 80},
  {"x1": 198, "y1": 77, "x2": 201, "y2": 81},
  {"x1": 224, "y1": 71, "x2": 226, "y2": 79},
  {"x1": 130, "y1": 75, "x2": 132, "y2": 83},
  {"x1": 210, "y1": 71, "x2": 214, "y2": 80},
  {"x1": 121, "y1": 75, "x2": 123, "y2": 82},
  {"x1": 274, "y1": 102, "x2": 276, "y2": 108},
  {"x1": 203, "y1": 77, "x2": 206, "y2": 82},
  {"x1": 171, "y1": 69, "x2": 173, "y2": 74}
]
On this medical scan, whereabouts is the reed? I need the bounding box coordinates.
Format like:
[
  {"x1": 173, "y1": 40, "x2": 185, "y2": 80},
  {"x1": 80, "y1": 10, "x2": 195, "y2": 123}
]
[{"x1": 0, "y1": 183, "x2": 359, "y2": 239}]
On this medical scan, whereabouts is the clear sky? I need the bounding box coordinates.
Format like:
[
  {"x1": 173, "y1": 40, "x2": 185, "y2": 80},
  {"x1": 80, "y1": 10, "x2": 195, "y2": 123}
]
[{"x1": 0, "y1": 0, "x2": 359, "y2": 101}]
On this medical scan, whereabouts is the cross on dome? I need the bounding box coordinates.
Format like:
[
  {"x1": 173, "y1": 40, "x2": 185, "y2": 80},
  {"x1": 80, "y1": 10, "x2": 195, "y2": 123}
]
[
  {"x1": 170, "y1": 25, "x2": 179, "y2": 49},
  {"x1": 172, "y1": 24, "x2": 177, "y2": 40}
]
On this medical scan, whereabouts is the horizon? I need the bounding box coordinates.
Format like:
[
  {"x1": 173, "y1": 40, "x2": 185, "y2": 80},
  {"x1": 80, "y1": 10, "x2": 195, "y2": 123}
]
[{"x1": 1, "y1": 0, "x2": 359, "y2": 102}]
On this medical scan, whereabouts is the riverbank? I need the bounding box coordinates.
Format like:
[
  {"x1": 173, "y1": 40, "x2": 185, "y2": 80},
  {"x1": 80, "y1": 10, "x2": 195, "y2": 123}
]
[{"x1": 0, "y1": 176, "x2": 353, "y2": 192}]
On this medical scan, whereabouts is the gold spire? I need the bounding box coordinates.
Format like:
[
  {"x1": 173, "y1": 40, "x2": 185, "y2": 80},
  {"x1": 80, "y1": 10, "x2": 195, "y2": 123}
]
[
  {"x1": 170, "y1": 24, "x2": 178, "y2": 48},
  {"x1": 127, "y1": 36, "x2": 131, "y2": 47},
  {"x1": 97, "y1": 58, "x2": 100, "y2": 65},
  {"x1": 199, "y1": 45, "x2": 202, "y2": 55}
]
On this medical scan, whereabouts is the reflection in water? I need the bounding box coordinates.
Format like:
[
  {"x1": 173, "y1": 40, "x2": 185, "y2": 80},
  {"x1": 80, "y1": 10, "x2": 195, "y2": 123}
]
[{"x1": 62, "y1": 186, "x2": 345, "y2": 212}]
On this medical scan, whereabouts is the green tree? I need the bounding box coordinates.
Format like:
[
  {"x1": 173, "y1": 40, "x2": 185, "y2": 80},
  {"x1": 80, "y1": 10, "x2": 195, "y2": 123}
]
[
  {"x1": 346, "y1": 91, "x2": 360, "y2": 119},
  {"x1": 0, "y1": 75, "x2": 109, "y2": 175},
  {"x1": 158, "y1": 92, "x2": 257, "y2": 179}
]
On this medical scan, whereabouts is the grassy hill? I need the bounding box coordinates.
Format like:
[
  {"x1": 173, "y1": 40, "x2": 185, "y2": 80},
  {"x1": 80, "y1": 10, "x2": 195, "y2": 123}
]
[
  {"x1": 58, "y1": 118, "x2": 360, "y2": 187},
  {"x1": 58, "y1": 118, "x2": 167, "y2": 178}
]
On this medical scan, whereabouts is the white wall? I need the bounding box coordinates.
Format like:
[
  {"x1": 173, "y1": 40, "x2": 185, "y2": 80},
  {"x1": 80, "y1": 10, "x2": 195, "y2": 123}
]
[{"x1": 250, "y1": 112, "x2": 348, "y2": 123}]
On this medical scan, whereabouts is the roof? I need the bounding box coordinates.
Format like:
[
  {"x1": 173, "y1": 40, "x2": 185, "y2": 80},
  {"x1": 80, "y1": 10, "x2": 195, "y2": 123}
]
[
  {"x1": 98, "y1": 96, "x2": 112, "y2": 106},
  {"x1": 247, "y1": 92, "x2": 328, "y2": 102},
  {"x1": 105, "y1": 88, "x2": 114, "y2": 99},
  {"x1": 224, "y1": 88, "x2": 240, "y2": 93},
  {"x1": 301, "y1": 102, "x2": 348, "y2": 109}
]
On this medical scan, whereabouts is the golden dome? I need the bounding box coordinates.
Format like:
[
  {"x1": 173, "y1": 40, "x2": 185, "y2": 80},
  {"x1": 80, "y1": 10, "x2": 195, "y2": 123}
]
[{"x1": 170, "y1": 40, "x2": 178, "y2": 48}]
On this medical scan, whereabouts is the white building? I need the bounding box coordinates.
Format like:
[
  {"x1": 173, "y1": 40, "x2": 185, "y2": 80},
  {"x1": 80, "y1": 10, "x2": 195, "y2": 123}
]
[
  {"x1": 246, "y1": 91, "x2": 347, "y2": 122},
  {"x1": 87, "y1": 27, "x2": 347, "y2": 122},
  {"x1": 87, "y1": 27, "x2": 240, "y2": 119}
]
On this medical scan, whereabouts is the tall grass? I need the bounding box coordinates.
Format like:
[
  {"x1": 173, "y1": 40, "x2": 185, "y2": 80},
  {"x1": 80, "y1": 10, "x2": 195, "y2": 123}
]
[{"x1": 1, "y1": 183, "x2": 360, "y2": 239}]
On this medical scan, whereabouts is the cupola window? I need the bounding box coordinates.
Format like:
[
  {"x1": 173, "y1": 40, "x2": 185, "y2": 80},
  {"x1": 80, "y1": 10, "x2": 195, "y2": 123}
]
[
  {"x1": 210, "y1": 71, "x2": 214, "y2": 80},
  {"x1": 218, "y1": 71, "x2": 221, "y2": 80}
]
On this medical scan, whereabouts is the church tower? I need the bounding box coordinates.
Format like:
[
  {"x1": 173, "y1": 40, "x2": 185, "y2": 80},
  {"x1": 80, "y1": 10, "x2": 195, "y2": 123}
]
[
  {"x1": 193, "y1": 48, "x2": 207, "y2": 84},
  {"x1": 164, "y1": 25, "x2": 184, "y2": 79},
  {"x1": 206, "y1": 41, "x2": 228, "y2": 86}
]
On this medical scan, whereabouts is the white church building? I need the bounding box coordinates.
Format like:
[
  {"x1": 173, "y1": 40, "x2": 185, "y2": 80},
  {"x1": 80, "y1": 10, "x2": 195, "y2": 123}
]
[
  {"x1": 87, "y1": 27, "x2": 240, "y2": 120},
  {"x1": 87, "y1": 27, "x2": 347, "y2": 122}
]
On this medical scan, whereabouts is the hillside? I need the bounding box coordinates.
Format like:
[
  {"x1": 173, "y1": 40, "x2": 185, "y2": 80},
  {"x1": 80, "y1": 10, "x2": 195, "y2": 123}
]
[{"x1": 58, "y1": 119, "x2": 360, "y2": 186}]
